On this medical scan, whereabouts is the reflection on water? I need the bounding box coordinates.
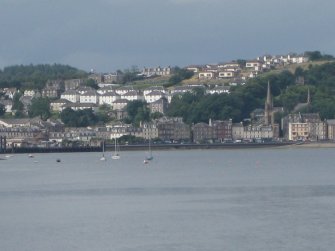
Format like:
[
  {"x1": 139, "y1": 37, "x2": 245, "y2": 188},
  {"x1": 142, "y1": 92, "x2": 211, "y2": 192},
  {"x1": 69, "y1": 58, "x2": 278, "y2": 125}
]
[{"x1": 0, "y1": 148, "x2": 335, "y2": 251}]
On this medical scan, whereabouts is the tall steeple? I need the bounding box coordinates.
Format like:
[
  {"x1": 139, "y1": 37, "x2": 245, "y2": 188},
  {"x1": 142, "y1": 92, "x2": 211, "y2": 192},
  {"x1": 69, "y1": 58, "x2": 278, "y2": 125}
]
[
  {"x1": 264, "y1": 81, "x2": 273, "y2": 125},
  {"x1": 307, "y1": 87, "x2": 311, "y2": 104}
]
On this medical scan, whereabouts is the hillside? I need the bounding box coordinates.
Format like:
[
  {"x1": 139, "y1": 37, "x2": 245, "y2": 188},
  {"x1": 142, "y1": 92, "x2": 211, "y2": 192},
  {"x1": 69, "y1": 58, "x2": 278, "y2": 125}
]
[{"x1": 0, "y1": 64, "x2": 88, "y2": 90}]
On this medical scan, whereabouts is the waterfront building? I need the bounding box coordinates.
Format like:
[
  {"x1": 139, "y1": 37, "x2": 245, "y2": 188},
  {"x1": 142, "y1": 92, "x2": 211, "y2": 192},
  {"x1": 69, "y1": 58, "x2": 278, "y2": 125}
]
[
  {"x1": 327, "y1": 119, "x2": 335, "y2": 140},
  {"x1": 211, "y1": 119, "x2": 233, "y2": 142},
  {"x1": 192, "y1": 122, "x2": 213, "y2": 143},
  {"x1": 283, "y1": 113, "x2": 326, "y2": 141},
  {"x1": 157, "y1": 117, "x2": 191, "y2": 142}
]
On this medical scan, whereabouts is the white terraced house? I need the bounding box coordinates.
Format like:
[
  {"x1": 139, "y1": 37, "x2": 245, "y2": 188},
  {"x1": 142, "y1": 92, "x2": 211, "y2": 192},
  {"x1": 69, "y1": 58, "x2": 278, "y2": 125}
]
[
  {"x1": 143, "y1": 86, "x2": 167, "y2": 96},
  {"x1": 121, "y1": 90, "x2": 143, "y2": 101},
  {"x1": 206, "y1": 86, "x2": 231, "y2": 95},
  {"x1": 80, "y1": 90, "x2": 99, "y2": 104},
  {"x1": 218, "y1": 71, "x2": 235, "y2": 78},
  {"x1": 144, "y1": 91, "x2": 165, "y2": 103},
  {"x1": 198, "y1": 71, "x2": 215, "y2": 80},
  {"x1": 115, "y1": 87, "x2": 135, "y2": 96},
  {"x1": 97, "y1": 86, "x2": 115, "y2": 95},
  {"x1": 61, "y1": 90, "x2": 80, "y2": 103},
  {"x1": 99, "y1": 91, "x2": 121, "y2": 106},
  {"x1": 62, "y1": 102, "x2": 99, "y2": 112}
]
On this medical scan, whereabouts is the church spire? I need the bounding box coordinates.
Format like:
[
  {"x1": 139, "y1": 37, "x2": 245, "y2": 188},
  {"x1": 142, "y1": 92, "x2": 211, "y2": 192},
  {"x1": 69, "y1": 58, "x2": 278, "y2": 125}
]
[
  {"x1": 307, "y1": 87, "x2": 311, "y2": 104},
  {"x1": 264, "y1": 81, "x2": 273, "y2": 126},
  {"x1": 266, "y1": 81, "x2": 272, "y2": 105}
]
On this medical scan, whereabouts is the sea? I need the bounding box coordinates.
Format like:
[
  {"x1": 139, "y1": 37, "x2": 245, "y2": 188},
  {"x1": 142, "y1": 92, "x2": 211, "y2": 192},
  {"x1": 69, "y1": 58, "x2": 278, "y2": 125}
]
[{"x1": 0, "y1": 147, "x2": 335, "y2": 251}]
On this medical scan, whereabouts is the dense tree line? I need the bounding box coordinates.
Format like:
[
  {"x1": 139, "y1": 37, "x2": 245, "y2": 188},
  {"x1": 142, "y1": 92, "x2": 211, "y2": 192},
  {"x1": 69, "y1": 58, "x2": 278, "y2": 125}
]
[
  {"x1": 60, "y1": 108, "x2": 99, "y2": 127},
  {"x1": 0, "y1": 64, "x2": 87, "y2": 90},
  {"x1": 164, "y1": 67, "x2": 194, "y2": 88}
]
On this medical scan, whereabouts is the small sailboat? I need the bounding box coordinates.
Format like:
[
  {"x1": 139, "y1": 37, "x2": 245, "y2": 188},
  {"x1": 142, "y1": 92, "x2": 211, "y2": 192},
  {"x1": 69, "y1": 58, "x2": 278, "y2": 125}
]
[
  {"x1": 111, "y1": 138, "x2": 120, "y2": 160},
  {"x1": 145, "y1": 138, "x2": 153, "y2": 161},
  {"x1": 100, "y1": 141, "x2": 106, "y2": 161}
]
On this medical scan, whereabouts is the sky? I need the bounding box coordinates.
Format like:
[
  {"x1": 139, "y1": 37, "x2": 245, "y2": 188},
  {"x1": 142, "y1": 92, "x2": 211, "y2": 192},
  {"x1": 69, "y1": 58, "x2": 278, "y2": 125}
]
[{"x1": 0, "y1": 0, "x2": 334, "y2": 73}]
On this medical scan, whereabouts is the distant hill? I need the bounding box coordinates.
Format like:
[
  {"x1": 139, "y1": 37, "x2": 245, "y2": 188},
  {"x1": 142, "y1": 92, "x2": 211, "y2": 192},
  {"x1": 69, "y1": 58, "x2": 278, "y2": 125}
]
[{"x1": 0, "y1": 64, "x2": 88, "y2": 90}]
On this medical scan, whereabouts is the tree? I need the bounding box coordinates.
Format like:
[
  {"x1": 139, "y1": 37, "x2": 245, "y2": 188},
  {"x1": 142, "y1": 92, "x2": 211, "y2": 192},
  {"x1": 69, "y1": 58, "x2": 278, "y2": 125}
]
[
  {"x1": 151, "y1": 112, "x2": 164, "y2": 120},
  {"x1": 96, "y1": 104, "x2": 111, "y2": 124},
  {"x1": 164, "y1": 67, "x2": 194, "y2": 87},
  {"x1": 0, "y1": 104, "x2": 5, "y2": 116},
  {"x1": 305, "y1": 51, "x2": 323, "y2": 61},
  {"x1": 60, "y1": 108, "x2": 99, "y2": 127},
  {"x1": 125, "y1": 100, "x2": 150, "y2": 126},
  {"x1": 28, "y1": 97, "x2": 51, "y2": 120},
  {"x1": 60, "y1": 108, "x2": 78, "y2": 127},
  {"x1": 84, "y1": 79, "x2": 98, "y2": 89},
  {"x1": 12, "y1": 92, "x2": 24, "y2": 112}
]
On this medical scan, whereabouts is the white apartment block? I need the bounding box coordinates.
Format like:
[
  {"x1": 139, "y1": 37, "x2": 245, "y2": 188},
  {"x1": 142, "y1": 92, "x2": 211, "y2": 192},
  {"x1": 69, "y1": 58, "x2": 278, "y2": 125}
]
[
  {"x1": 144, "y1": 91, "x2": 165, "y2": 103},
  {"x1": 99, "y1": 92, "x2": 120, "y2": 106},
  {"x1": 61, "y1": 90, "x2": 80, "y2": 103},
  {"x1": 121, "y1": 90, "x2": 143, "y2": 101},
  {"x1": 80, "y1": 90, "x2": 99, "y2": 104}
]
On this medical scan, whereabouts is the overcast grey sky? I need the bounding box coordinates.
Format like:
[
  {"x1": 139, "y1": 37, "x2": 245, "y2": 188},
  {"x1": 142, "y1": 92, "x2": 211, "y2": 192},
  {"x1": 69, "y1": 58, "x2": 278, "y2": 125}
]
[{"x1": 0, "y1": 0, "x2": 334, "y2": 72}]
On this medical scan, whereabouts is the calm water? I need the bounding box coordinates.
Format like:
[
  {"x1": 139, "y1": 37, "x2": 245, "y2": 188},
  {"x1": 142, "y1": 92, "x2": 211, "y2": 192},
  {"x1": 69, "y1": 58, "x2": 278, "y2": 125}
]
[{"x1": 1, "y1": 148, "x2": 335, "y2": 251}]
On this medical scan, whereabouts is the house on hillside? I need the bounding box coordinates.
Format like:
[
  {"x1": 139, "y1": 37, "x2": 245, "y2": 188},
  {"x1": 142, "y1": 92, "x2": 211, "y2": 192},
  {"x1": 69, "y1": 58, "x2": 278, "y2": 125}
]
[
  {"x1": 218, "y1": 71, "x2": 235, "y2": 78},
  {"x1": 99, "y1": 91, "x2": 120, "y2": 106},
  {"x1": 0, "y1": 100, "x2": 13, "y2": 113},
  {"x1": 112, "y1": 99, "x2": 129, "y2": 111},
  {"x1": 143, "y1": 86, "x2": 167, "y2": 96},
  {"x1": 149, "y1": 97, "x2": 168, "y2": 114},
  {"x1": 206, "y1": 86, "x2": 230, "y2": 95},
  {"x1": 50, "y1": 99, "x2": 72, "y2": 112},
  {"x1": 62, "y1": 102, "x2": 99, "y2": 112},
  {"x1": 64, "y1": 79, "x2": 84, "y2": 91},
  {"x1": 144, "y1": 91, "x2": 165, "y2": 103},
  {"x1": 80, "y1": 90, "x2": 99, "y2": 104},
  {"x1": 61, "y1": 90, "x2": 80, "y2": 103},
  {"x1": 141, "y1": 66, "x2": 171, "y2": 77},
  {"x1": 121, "y1": 90, "x2": 143, "y2": 102},
  {"x1": 198, "y1": 71, "x2": 215, "y2": 80}
]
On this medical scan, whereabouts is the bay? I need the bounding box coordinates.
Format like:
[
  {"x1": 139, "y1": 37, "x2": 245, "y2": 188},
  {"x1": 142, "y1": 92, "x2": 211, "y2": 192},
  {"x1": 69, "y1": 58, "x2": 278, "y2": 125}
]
[{"x1": 0, "y1": 148, "x2": 335, "y2": 251}]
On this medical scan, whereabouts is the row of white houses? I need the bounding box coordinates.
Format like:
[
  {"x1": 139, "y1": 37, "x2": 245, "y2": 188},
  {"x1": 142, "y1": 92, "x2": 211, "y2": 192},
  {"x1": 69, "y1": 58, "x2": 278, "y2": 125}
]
[{"x1": 53, "y1": 85, "x2": 231, "y2": 111}]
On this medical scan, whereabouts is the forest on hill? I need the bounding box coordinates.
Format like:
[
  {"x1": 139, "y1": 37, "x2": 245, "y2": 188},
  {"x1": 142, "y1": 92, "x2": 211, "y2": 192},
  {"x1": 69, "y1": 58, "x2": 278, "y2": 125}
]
[{"x1": 0, "y1": 64, "x2": 88, "y2": 90}]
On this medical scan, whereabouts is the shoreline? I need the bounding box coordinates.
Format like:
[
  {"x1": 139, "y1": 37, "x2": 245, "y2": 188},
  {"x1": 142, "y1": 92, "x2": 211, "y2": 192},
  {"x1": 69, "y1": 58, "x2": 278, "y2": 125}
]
[
  {"x1": 2, "y1": 142, "x2": 335, "y2": 154},
  {"x1": 286, "y1": 142, "x2": 335, "y2": 148}
]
